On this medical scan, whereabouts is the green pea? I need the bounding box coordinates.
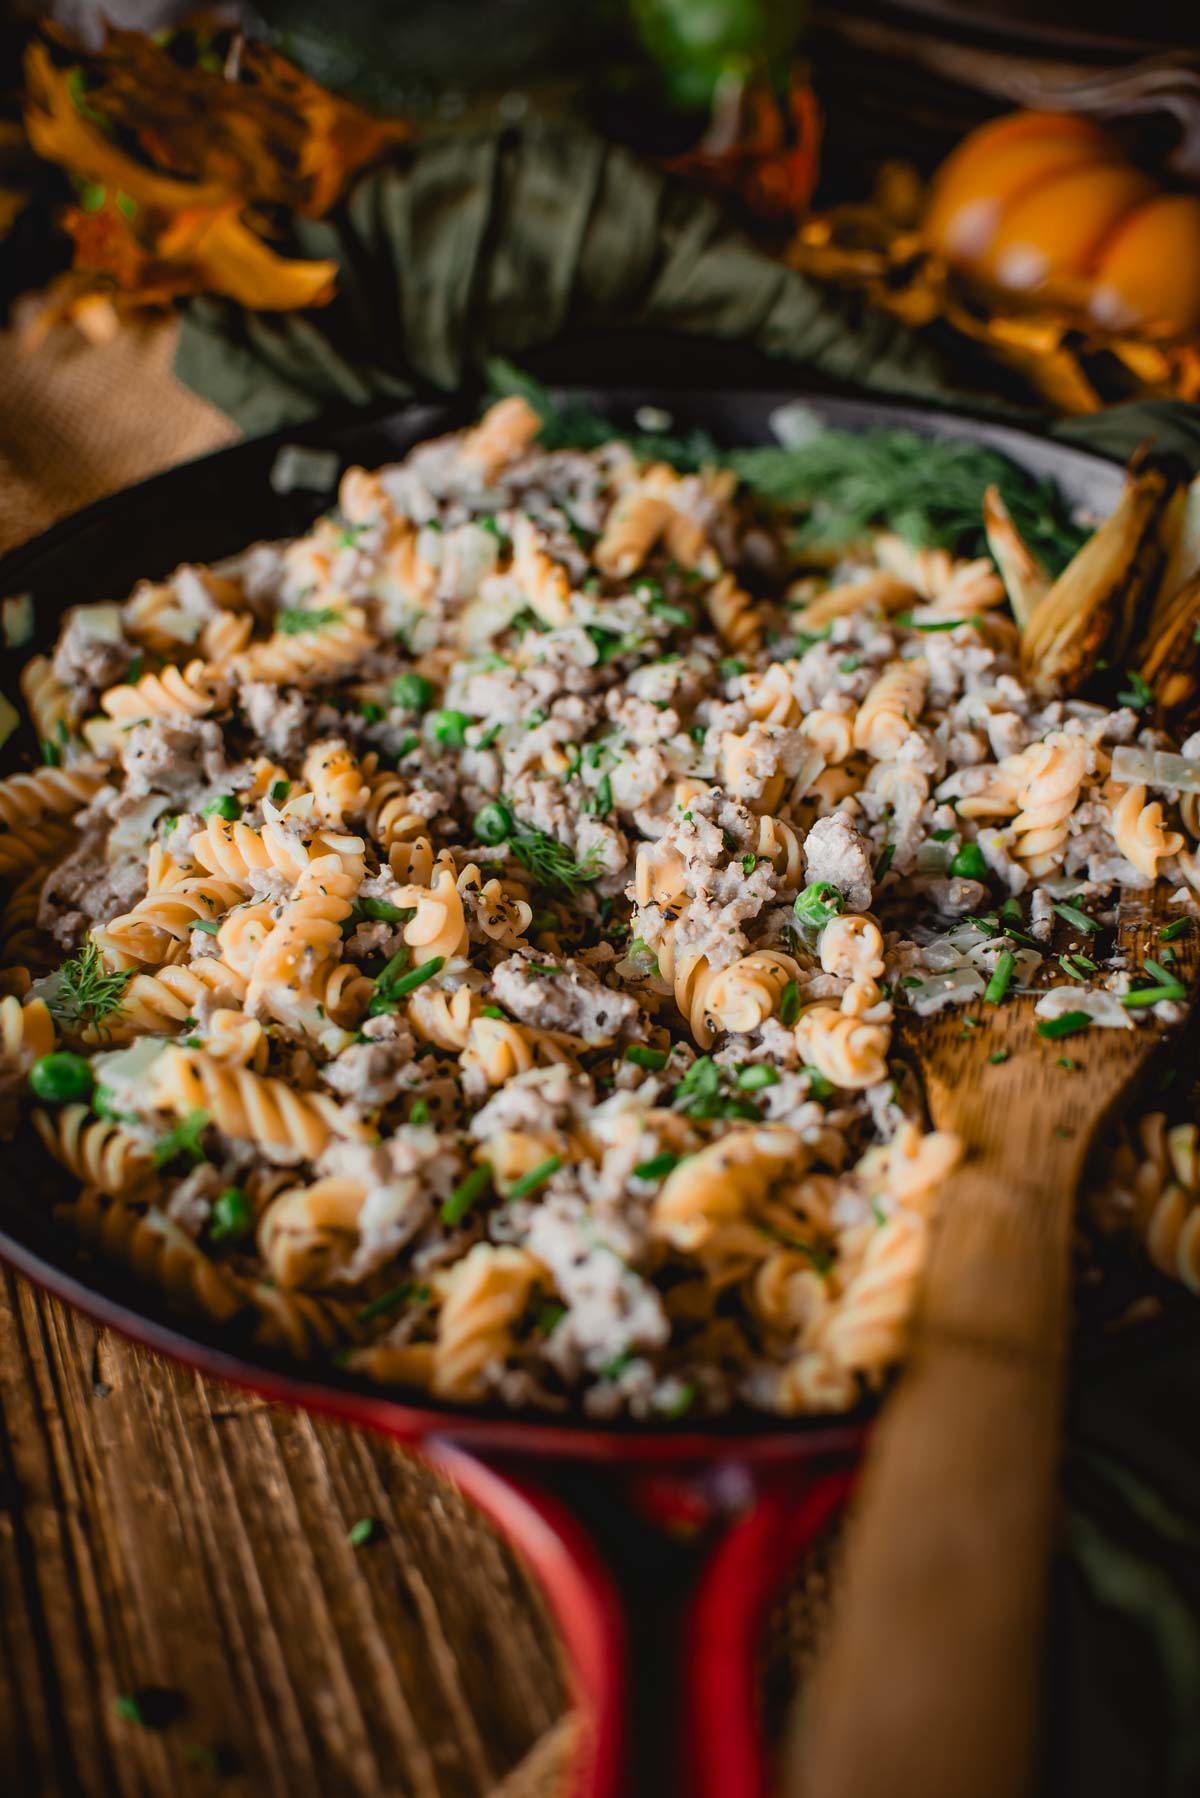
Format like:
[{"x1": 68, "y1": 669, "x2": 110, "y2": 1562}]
[
  {"x1": 431, "y1": 708, "x2": 470, "y2": 747},
  {"x1": 392, "y1": 672, "x2": 434, "y2": 712},
  {"x1": 30, "y1": 1052, "x2": 94, "y2": 1104},
  {"x1": 474, "y1": 800, "x2": 513, "y2": 845}
]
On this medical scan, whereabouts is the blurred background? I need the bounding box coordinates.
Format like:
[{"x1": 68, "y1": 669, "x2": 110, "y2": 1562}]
[{"x1": 2, "y1": 0, "x2": 1199, "y2": 414}]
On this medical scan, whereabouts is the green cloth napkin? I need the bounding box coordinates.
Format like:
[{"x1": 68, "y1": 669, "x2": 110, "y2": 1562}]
[{"x1": 175, "y1": 120, "x2": 1200, "y2": 1798}]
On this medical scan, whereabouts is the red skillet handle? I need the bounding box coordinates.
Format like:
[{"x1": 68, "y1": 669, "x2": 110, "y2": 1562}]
[{"x1": 423, "y1": 1441, "x2": 855, "y2": 1798}]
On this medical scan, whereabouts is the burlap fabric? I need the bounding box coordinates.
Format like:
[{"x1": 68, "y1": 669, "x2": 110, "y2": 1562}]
[{"x1": 0, "y1": 308, "x2": 238, "y2": 558}]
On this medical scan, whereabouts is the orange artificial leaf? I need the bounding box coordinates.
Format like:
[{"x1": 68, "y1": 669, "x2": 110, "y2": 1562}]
[
  {"x1": 23, "y1": 40, "x2": 229, "y2": 214},
  {"x1": 39, "y1": 21, "x2": 408, "y2": 218},
  {"x1": 156, "y1": 206, "x2": 338, "y2": 309}
]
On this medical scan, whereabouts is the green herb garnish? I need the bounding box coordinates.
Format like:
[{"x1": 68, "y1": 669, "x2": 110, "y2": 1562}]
[
  {"x1": 984, "y1": 951, "x2": 1015, "y2": 1005},
  {"x1": 153, "y1": 1107, "x2": 211, "y2": 1169},
  {"x1": 625, "y1": 1045, "x2": 668, "y2": 1071},
  {"x1": 1122, "y1": 980, "x2": 1187, "y2": 1008},
  {"x1": 45, "y1": 942, "x2": 131, "y2": 1032},
  {"x1": 1116, "y1": 670, "x2": 1154, "y2": 711},
  {"x1": 356, "y1": 1281, "x2": 426, "y2": 1324},
  {"x1": 1036, "y1": 1012, "x2": 1093, "y2": 1040},
  {"x1": 210, "y1": 1187, "x2": 252, "y2": 1242},
  {"x1": 633, "y1": 1152, "x2": 680, "y2": 1181},
  {"x1": 277, "y1": 606, "x2": 342, "y2": 634},
  {"x1": 779, "y1": 979, "x2": 801, "y2": 1026},
  {"x1": 1051, "y1": 901, "x2": 1099, "y2": 935},
  {"x1": 504, "y1": 1155, "x2": 562, "y2": 1200},
  {"x1": 441, "y1": 1161, "x2": 493, "y2": 1227},
  {"x1": 506, "y1": 816, "x2": 602, "y2": 895}
]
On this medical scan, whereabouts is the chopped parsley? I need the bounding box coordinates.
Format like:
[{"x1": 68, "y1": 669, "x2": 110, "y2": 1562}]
[
  {"x1": 368, "y1": 947, "x2": 444, "y2": 1014},
  {"x1": 624, "y1": 1045, "x2": 668, "y2": 1071},
  {"x1": 347, "y1": 1518, "x2": 379, "y2": 1548}
]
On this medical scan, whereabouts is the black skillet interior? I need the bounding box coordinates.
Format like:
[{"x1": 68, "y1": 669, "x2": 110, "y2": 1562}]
[{"x1": 2, "y1": 372, "x2": 1173, "y2": 1444}]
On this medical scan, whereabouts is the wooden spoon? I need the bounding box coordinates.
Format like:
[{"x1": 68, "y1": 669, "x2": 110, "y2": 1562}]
[{"x1": 791, "y1": 884, "x2": 1196, "y2": 1798}]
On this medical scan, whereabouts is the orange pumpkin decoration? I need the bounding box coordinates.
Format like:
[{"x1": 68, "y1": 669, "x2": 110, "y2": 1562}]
[{"x1": 924, "y1": 110, "x2": 1200, "y2": 338}]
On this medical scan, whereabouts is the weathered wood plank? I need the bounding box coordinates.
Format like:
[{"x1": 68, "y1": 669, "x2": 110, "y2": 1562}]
[{"x1": 0, "y1": 1265, "x2": 568, "y2": 1797}]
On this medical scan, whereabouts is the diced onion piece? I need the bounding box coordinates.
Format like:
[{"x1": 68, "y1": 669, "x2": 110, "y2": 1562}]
[
  {"x1": 769, "y1": 401, "x2": 824, "y2": 449},
  {"x1": 71, "y1": 602, "x2": 124, "y2": 644},
  {"x1": 108, "y1": 793, "x2": 169, "y2": 861},
  {"x1": 1110, "y1": 745, "x2": 1200, "y2": 794},
  {"x1": 907, "y1": 967, "x2": 985, "y2": 1013},
  {"x1": 269, "y1": 444, "x2": 339, "y2": 495},
  {"x1": 92, "y1": 1035, "x2": 169, "y2": 1099},
  {"x1": 1034, "y1": 986, "x2": 1132, "y2": 1029},
  {"x1": 916, "y1": 840, "x2": 955, "y2": 874},
  {"x1": 2, "y1": 593, "x2": 34, "y2": 648}
]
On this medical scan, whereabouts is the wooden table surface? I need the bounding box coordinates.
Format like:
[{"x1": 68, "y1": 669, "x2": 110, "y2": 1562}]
[
  {"x1": 0, "y1": 319, "x2": 572, "y2": 1798},
  {"x1": 0, "y1": 1268, "x2": 572, "y2": 1797}
]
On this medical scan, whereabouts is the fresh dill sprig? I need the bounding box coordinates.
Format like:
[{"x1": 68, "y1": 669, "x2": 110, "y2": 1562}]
[
  {"x1": 504, "y1": 812, "x2": 603, "y2": 895},
  {"x1": 45, "y1": 942, "x2": 131, "y2": 1032},
  {"x1": 484, "y1": 362, "x2": 1086, "y2": 573},
  {"x1": 728, "y1": 428, "x2": 1086, "y2": 572},
  {"x1": 276, "y1": 606, "x2": 343, "y2": 636}
]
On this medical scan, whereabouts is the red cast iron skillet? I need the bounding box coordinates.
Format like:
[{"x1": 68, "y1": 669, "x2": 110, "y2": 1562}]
[{"x1": 0, "y1": 375, "x2": 1126, "y2": 1798}]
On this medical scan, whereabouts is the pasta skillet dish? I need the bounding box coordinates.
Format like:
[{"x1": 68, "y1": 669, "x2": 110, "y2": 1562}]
[{"x1": 1, "y1": 393, "x2": 1197, "y2": 1419}]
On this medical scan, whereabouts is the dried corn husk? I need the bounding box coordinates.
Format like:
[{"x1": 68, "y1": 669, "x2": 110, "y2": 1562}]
[
  {"x1": 1159, "y1": 476, "x2": 1200, "y2": 616},
  {"x1": 982, "y1": 485, "x2": 1051, "y2": 630},
  {"x1": 1137, "y1": 571, "x2": 1200, "y2": 728},
  {"x1": 1021, "y1": 463, "x2": 1176, "y2": 697}
]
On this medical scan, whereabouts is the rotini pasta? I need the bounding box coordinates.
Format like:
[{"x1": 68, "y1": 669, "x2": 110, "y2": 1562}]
[{"x1": 4, "y1": 395, "x2": 1192, "y2": 1423}]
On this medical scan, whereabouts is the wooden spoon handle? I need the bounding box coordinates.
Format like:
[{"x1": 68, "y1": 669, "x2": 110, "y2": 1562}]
[{"x1": 790, "y1": 1163, "x2": 1073, "y2": 1798}]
